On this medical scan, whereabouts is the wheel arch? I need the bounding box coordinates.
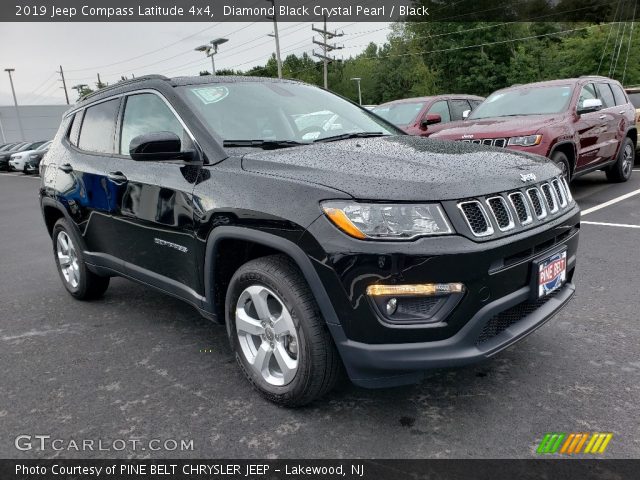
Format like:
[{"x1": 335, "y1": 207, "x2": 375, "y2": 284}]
[
  {"x1": 549, "y1": 141, "x2": 577, "y2": 176},
  {"x1": 203, "y1": 227, "x2": 340, "y2": 327},
  {"x1": 625, "y1": 126, "x2": 637, "y2": 147},
  {"x1": 41, "y1": 198, "x2": 69, "y2": 237}
]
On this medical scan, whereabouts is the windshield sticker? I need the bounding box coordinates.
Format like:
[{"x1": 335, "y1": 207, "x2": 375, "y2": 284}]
[{"x1": 191, "y1": 86, "x2": 229, "y2": 104}]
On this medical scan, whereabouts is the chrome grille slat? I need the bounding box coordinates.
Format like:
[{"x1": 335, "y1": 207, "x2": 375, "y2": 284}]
[
  {"x1": 541, "y1": 183, "x2": 558, "y2": 213},
  {"x1": 508, "y1": 192, "x2": 533, "y2": 225},
  {"x1": 486, "y1": 196, "x2": 515, "y2": 231},
  {"x1": 551, "y1": 179, "x2": 567, "y2": 208},
  {"x1": 458, "y1": 201, "x2": 494, "y2": 237},
  {"x1": 526, "y1": 188, "x2": 547, "y2": 220}
]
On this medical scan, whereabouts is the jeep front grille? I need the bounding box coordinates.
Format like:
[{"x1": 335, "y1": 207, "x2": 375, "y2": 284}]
[
  {"x1": 462, "y1": 138, "x2": 507, "y2": 148},
  {"x1": 458, "y1": 201, "x2": 494, "y2": 237},
  {"x1": 457, "y1": 176, "x2": 573, "y2": 239}
]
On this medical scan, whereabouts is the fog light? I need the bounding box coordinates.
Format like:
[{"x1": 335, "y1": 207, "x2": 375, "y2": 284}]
[
  {"x1": 386, "y1": 298, "x2": 398, "y2": 315},
  {"x1": 366, "y1": 283, "x2": 465, "y2": 297}
]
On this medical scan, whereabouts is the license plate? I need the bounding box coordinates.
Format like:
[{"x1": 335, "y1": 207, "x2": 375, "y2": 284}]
[{"x1": 537, "y1": 250, "x2": 567, "y2": 298}]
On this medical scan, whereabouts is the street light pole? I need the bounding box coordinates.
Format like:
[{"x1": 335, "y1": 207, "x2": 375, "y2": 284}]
[
  {"x1": 266, "y1": 0, "x2": 283, "y2": 78},
  {"x1": 351, "y1": 77, "x2": 362, "y2": 105},
  {"x1": 4, "y1": 68, "x2": 25, "y2": 141},
  {"x1": 195, "y1": 38, "x2": 228, "y2": 76}
]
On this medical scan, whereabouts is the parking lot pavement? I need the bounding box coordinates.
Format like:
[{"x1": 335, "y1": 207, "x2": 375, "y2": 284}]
[{"x1": 1, "y1": 170, "x2": 639, "y2": 459}]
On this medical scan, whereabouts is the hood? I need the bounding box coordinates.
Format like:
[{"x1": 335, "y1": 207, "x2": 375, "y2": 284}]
[
  {"x1": 241, "y1": 136, "x2": 559, "y2": 201},
  {"x1": 430, "y1": 114, "x2": 565, "y2": 140}
]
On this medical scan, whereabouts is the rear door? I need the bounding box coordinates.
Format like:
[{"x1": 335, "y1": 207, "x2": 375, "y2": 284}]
[
  {"x1": 106, "y1": 91, "x2": 202, "y2": 297},
  {"x1": 574, "y1": 83, "x2": 610, "y2": 170},
  {"x1": 56, "y1": 98, "x2": 121, "y2": 256},
  {"x1": 594, "y1": 82, "x2": 621, "y2": 162}
]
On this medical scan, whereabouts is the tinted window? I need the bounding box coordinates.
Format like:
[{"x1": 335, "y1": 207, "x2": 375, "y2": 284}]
[
  {"x1": 120, "y1": 93, "x2": 186, "y2": 155},
  {"x1": 427, "y1": 101, "x2": 451, "y2": 122},
  {"x1": 78, "y1": 99, "x2": 120, "y2": 154},
  {"x1": 577, "y1": 84, "x2": 597, "y2": 110},
  {"x1": 596, "y1": 83, "x2": 615, "y2": 108},
  {"x1": 449, "y1": 99, "x2": 471, "y2": 121},
  {"x1": 69, "y1": 112, "x2": 83, "y2": 146},
  {"x1": 610, "y1": 84, "x2": 628, "y2": 105}
]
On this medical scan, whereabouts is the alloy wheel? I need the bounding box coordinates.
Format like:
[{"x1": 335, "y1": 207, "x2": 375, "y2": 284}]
[
  {"x1": 622, "y1": 143, "x2": 634, "y2": 178},
  {"x1": 235, "y1": 285, "x2": 299, "y2": 386},
  {"x1": 56, "y1": 231, "x2": 80, "y2": 288}
]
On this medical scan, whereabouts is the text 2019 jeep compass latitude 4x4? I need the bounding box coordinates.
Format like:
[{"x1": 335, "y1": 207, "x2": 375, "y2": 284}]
[
  {"x1": 40, "y1": 75, "x2": 579, "y2": 406},
  {"x1": 431, "y1": 76, "x2": 636, "y2": 183}
]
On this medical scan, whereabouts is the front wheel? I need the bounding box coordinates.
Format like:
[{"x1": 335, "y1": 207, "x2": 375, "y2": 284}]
[
  {"x1": 551, "y1": 151, "x2": 571, "y2": 182},
  {"x1": 52, "y1": 218, "x2": 110, "y2": 299},
  {"x1": 226, "y1": 255, "x2": 341, "y2": 407},
  {"x1": 606, "y1": 137, "x2": 634, "y2": 183}
]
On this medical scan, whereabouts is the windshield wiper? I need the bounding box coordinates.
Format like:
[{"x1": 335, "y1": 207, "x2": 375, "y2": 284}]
[
  {"x1": 313, "y1": 132, "x2": 389, "y2": 143},
  {"x1": 223, "y1": 139, "x2": 307, "y2": 150}
]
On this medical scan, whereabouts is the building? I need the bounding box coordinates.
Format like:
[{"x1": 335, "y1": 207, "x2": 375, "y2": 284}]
[{"x1": 0, "y1": 105, "x2": 69, "y2": 143}]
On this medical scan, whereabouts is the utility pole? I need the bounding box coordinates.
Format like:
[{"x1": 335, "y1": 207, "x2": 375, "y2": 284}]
[
  {"x1": 57, "y1": 65, "x2": 70, "y2": 105},
  {"x1": 351, "y1": 77, "x2": 362, "y2": 105},
  {"x1": 312, "y1": 15, "x2": 343, "y2": 89},
  {"x1": 266, "y1": 0, "x2": 282, "y2": 78},
  {"x1": 4, "y1": 68, "x2": 25, "y2": 141}
]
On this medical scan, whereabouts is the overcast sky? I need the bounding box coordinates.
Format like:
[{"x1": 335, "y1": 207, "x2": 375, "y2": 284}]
[{"x1": 0, "y1": 22, "x2": 391, "y2": 105}]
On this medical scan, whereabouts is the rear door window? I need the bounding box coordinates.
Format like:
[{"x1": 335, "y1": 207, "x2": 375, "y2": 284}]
[
  {"x1": 610, "y1": 84, "x2": 629, "y2": 106},
  {"x1": 78, "y1": 99, "x2": 120, "y2": 154},
  {"x1": 596, "y1": 83, "x2": 616, "y2": 109}
]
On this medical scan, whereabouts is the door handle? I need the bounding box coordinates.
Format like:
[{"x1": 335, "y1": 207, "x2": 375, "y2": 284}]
[
  {"x1": 598, "y1": 115, "x2": 607, "y2": 120},
  {"x1": 619, "y1": 111, "x2": 626, "y2": 114},
  {"x1": 107, "y1": 171, "x2": 128, "y2": 183},
  {"x1": 59, "y1": 163, "x2": 73, "y2": 173}
]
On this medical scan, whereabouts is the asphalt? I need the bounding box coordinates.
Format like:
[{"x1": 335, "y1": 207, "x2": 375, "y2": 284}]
[{"x1": 0, "y1": 169, "x2": 639, "y2": 459}]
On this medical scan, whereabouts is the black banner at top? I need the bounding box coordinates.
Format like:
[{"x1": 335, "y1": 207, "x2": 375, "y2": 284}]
[{"x1": 4, "y1": 0, "x2": 640, "y2": 22}]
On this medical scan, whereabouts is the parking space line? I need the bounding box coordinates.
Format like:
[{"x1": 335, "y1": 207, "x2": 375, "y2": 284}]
[
  {"x1": 0, "y1": 173, "x2": 38, "y2": 179},
  {"x1": 582, "y1": 221, "x2": 640, "y2": 229},
  {"x1": 581, "y1": 188, "x2": 640, "y2": 216}
]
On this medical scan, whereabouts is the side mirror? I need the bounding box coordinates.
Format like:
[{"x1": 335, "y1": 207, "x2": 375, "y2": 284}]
[
  {"x1": 421, "y1": 113, "x2": 442, "y2": 128},
  {"x1": 129, "y1": 131, "x2": 196, "y2": 162},
  {"x1": 462, "y1": 109, "x2": 471, "y2": 119},
  {"x1": 577, "y1": 98, "x2": 603, "y2": 115}
]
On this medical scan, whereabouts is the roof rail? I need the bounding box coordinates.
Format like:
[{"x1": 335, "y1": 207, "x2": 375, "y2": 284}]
[
  {"x1": 80, "y1": 74, "x2": 170, "y2": 102},
  {"x1": 579, "y1": 75, "x2": 609, "y2": 79}
]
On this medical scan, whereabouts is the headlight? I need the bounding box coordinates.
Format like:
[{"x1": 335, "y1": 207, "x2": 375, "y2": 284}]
[
  {"x1": 507, "y1": 134, "x2": 542, "y2": 147},
  {"x1": 321, "y1": 201, "x2": 453, "y2": 240}
]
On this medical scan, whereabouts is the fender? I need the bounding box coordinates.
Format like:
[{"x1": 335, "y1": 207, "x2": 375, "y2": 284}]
[
  {"x1": 203, "y1": 226, "x2": 341, "y2": 326},
  {"x1": 40, "y1": 196, "x2": 76, "y2": 236}
]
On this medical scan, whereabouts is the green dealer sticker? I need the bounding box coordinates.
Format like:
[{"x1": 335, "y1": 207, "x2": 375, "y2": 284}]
[{"x1": 191, "y1": 86, "x2": 229, "y2": 104}]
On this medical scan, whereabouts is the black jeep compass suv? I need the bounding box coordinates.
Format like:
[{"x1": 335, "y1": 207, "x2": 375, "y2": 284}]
[{"x1": 40, "y1": 75, "x2": 579, "y2": 406}]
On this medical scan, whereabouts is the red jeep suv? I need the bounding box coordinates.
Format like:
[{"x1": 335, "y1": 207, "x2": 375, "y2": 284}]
[
  {"x1": 430, "y1": 77, "x2": 636, "y2": 182},
  {"x1": 372, "y1": 94, "x2": 484, "y2": 137}
]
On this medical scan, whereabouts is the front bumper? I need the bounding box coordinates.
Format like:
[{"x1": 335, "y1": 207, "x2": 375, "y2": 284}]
[
  {"x1": 300, "y1": 205, "x2": 580, "y2": 387},
  {"x1": 329, "y1": 281, "x2": 574, "y2": 388}
]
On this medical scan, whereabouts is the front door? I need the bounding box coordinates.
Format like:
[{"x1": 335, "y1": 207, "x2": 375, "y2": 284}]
[{"x1": 107, "y1": 92, "x2": 202, "y2": 298}]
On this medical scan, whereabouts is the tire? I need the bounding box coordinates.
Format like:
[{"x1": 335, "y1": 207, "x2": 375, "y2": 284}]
[
  {"x1": 52, "y1": 218, "x2": 110, "y2": 300},
  {"x1": 606, "y1": 137, "x2": 634, "y2": 183},
  {"x1": 225, "y1": 254, "x2": 341, "y2": 407},
  {"x1": 551, "y1": 151, "x2": 571, "y2": 181}
]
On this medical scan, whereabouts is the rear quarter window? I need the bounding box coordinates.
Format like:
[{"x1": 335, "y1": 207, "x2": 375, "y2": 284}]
[
  {"x1": 68, "y1": 112, "x2": 83, "y2": 146},
  {"x1": 78, "y1": 98, "x2": 120, "y2": 154}
]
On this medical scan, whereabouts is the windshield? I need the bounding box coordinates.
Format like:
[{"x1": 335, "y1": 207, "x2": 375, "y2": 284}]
[
  {"x1": 178, "y1": 82, "x2": 398, "y2": 143},
  {"x1": 372, "y1": 102, "x2": 426, "y2": 125},
  {"x1": 627, "y1": 92, "x2": 640, "y2": 108},
  {"x1": 469, "y1": 85, "x2": 573, "y2": 119},
  {"x1": 37, "y1": 141, "x2": 52, "y2": 151}
]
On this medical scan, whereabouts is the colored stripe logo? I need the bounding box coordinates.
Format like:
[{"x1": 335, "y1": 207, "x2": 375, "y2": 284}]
[{"x1": 537, "y1": 433, "x2": 613, "y2": 454}]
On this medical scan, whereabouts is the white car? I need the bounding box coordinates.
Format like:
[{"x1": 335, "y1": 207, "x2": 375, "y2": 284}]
[{"x1": 9, "y1": 141, "x2": 50, "y2": 172}]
